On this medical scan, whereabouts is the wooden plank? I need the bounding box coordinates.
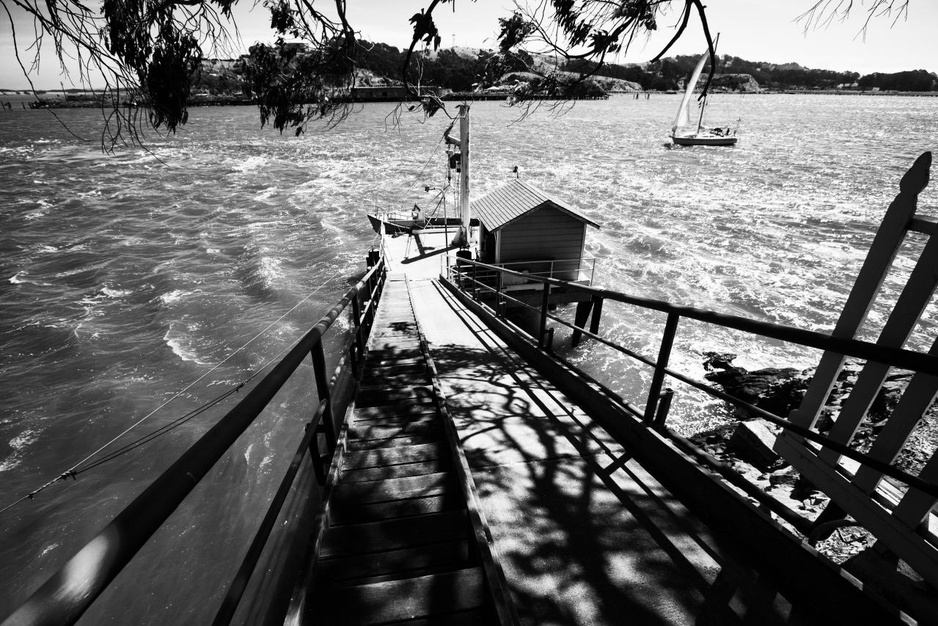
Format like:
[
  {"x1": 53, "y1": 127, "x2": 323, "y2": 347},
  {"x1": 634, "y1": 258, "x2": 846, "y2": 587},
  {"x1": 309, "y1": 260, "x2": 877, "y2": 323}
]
[
  {"x1": 347, "y1": 432, "x2": 442, "y2": 451},
  {"x1": 311, "y1": 566, "x2": 485, "y2": 625},
  {"x1": 348, "y1": 420, "x2": 443, "y2": 443},
  {"x1": 331, "y1": 471, "x2": 455, "y2": 504},
  {"x1": 369, "y1": 335, "x2": 420, "y2": 346},
  {"x1": 360, "y1": 362, "x2": 428, "y2": 383},
  {"x1": 353, "y1": 403, "x2": 437, "y2": 421},
  {"x1": 379, "y1": 608, "x2": 492, "y2": 626},
  {"x1": 895, "y1": 454, "x2": 938, "y2": 529},
  {"x1": 319, "y1": 509, "x2": 469, "y2": 558},
  {"x1": 316, "y1": 540, "x2": 472, "y2": 583},
  {"x1": 366, "y1": 345, "x2": 424, "y2": 360},
  {"x1": 783, "y1": 152, "x2": 929, "y2": 431},
  {"x1": 819, "y1": 234, "x2": 938, "y2": 465},
  {"x1": 853, "y1": 357, "x2": 938, "y2": 492},
  {"x1": 342, "y1": 442, "x2": 445, "y2": 469},
  {"x1": 363, "y1": 355, "x2": 424, "y2": 369},
  {"x1": 341, "y1": 458, "x2": 451, "y2": 483},
  {"x1": 777, "y1": 437, "x2": 938, "y2": 588},
  {"x1": 355, "y1": 386, "x2": 437, "y2": 407},
  {"x1": 329, "y1": 493, "x2": 464, "y2": 526}
]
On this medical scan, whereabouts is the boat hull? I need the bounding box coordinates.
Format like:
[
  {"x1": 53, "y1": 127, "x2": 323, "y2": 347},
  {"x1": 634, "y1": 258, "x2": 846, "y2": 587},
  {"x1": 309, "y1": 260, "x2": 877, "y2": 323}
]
[{"x1": 672, "y1": 134, "x2": 738, "y2": 147}]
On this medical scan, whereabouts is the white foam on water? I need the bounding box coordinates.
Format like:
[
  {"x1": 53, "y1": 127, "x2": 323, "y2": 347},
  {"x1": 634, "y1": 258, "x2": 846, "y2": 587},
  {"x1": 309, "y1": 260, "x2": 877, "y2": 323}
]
[
  {"x1": 100, "y1": 286, "x2": 131, "y2": 298},
  {"x1": 254, "y1": 187, "x2": 279, "y2": 202},
  {"x1": 256, "y1": 255, "x2": 284, "y2": 288},
  {"x1": 232, "y1": 155, "x2": 269, "y2": 174},
  {"x1": 159, "y1": 290, "x2": 189, "y2": 305},
  {"x1": 258, "y1": 432, "x2": 274, "y2": 474},
  {"x1": 0, "y1": 429, "x2": 39, "y2": 472},
  {"x1": 39, "y1": 543, "x2": 59, "y2": 557},
  {"x1": 163, "y1": 324, "x2": 210, "y2": 365}
]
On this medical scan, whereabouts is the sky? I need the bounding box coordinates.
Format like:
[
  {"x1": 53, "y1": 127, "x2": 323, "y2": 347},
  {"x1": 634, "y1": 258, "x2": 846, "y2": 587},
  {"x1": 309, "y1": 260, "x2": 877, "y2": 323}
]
[{"x1": 1, "y1": 1, "x2": 936, "y2": 90}]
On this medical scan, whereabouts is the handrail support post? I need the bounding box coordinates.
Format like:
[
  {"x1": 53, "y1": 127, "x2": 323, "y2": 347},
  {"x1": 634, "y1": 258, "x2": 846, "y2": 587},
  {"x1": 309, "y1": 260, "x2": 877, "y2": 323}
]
[
  {"x1": 311, "y1": 344, "x2": 337, "y2": 451},
  {"x1": 538, "y1": 283, "x2": 551, "y2": 349},
  {"x1": 645, "y1": 312, "x2": 679, "y2": 423},
  {"x1": 653, "y1": 388, "x2": 674, "y2": 430}
]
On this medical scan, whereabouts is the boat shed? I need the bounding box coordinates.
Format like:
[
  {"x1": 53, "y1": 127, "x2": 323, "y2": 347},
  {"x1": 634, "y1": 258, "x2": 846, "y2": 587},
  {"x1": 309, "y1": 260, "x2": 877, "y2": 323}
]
[{"x1": 472, "y1": 179, "x2": 599, "y2": 282}]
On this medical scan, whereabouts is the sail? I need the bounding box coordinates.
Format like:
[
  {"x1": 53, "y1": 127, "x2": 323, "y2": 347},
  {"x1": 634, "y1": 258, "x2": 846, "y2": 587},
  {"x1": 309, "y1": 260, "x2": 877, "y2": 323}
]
[{"x1": 672, "y1": 49, "x2": 708, "y2": 137}]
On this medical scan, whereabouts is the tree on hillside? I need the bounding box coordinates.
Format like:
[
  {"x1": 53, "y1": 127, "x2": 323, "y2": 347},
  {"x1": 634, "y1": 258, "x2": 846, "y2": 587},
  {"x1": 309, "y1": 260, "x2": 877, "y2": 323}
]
[
  {"x1": 0, "y1": 0, "x2": 914, "y2": 147},
  {"x1": 858, "y1": 69, "x2": 936, "y2": 91}
]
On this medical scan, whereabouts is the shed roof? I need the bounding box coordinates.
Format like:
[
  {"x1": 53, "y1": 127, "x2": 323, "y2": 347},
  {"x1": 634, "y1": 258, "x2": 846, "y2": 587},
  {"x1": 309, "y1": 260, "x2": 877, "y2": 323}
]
[{"x1": 471, "y1": 179, "x2": 600, "y2": 232}]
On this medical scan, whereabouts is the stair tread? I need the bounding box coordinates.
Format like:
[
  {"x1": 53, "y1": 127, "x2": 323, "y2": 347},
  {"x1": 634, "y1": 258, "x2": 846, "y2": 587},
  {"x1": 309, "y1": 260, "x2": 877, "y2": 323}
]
[
  {"x1": 311, "y1": 566, "x2": 486, "y2": 625},
  {"x1": 320, "y1": 509, "x2": 469, "y2": 558},
  {"x1": 329, "y1": 493, "x2": 464, "y2": 526},
  {"x1": 331, "y1": 471, "x2": 456, "y2": 504}
]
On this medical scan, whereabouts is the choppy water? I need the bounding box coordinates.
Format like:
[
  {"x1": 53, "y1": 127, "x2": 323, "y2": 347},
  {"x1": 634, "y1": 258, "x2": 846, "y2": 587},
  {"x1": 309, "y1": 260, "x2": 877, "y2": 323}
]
[{"x1": 1, "y1": 94, "x2": 937, "y2": 622}]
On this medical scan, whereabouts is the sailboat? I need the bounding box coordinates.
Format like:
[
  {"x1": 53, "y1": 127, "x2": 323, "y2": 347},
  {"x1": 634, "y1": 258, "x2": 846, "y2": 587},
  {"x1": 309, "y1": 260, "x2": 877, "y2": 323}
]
[{"x1": 671, "y1": 35, "x2": 738, "y2": 147}]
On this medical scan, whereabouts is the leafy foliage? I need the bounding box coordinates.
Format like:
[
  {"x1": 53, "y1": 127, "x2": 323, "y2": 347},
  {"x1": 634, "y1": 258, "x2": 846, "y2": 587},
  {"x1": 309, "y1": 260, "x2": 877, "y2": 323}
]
[{"x1": 859, "y1": 69, "x2": 936, "y2": 91}]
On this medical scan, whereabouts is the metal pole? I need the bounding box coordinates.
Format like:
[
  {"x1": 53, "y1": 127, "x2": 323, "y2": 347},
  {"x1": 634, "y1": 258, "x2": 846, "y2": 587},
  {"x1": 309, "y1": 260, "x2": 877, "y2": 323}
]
[{"x1": 458, "y1": 104, "x2": 471, "y2": 248}]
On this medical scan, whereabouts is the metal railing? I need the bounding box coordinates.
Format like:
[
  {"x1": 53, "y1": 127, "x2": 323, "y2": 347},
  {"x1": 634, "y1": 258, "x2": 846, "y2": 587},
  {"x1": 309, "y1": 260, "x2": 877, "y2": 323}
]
[
  {"x1": 489, "y1": 257, "x2": 597, "y2": 287},
  {"x1": 444, "y1": 256, "x2": 938, "y2": 501},
  {"x1": 452, "y1": 256, "x2": 596, "y2": 303},
  {"x1": 3, "y1": 258, "x2": 388, "y2": 626}
]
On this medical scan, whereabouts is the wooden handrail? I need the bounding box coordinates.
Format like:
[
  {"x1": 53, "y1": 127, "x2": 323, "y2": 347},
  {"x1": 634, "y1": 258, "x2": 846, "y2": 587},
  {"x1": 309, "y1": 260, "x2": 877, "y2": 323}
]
[
  {"x1": 449, "y1": 257, "x2": 938, "y2": 377},
  {"x1": 446, "y1": 260, "x2": 938, "y2": 497},
  {"x1": 3, "y1": 259, "x2": 387, "y2": 626}
]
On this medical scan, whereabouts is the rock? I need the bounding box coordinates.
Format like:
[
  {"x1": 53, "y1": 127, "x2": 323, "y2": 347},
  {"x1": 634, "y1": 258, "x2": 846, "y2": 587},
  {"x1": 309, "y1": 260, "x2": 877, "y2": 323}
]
[
  {"x1": 712, "y1": 73, "x2": 761, "y2": 93},
  {"x1": 703, "y1": 352, "x2": 806, "y2": 419},
  {"x1": 792, "y1": 475, "x2": 821, "y2": 501},
  {"x1": 727, "y1": 419, "x2": 782, "y2": 470},
  {"x1": 768, "y1": 465, "x2": 800, "y2": 488}
]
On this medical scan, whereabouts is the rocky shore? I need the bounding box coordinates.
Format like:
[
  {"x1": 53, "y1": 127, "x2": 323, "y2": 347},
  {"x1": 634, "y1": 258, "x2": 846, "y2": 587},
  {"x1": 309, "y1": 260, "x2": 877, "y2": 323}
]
[{"x1": 690, "y1": 353, "x2": 937, "y2": 567}]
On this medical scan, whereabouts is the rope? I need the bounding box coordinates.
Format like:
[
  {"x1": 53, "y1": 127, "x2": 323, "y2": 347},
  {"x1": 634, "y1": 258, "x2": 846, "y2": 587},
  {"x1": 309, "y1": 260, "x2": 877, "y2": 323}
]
[
  {"x1": 0, "y1": 271, "x2": 343, "y2": 515},
  {"x1": 411, "y1": 129, "x2": 447, "y2": 188}
]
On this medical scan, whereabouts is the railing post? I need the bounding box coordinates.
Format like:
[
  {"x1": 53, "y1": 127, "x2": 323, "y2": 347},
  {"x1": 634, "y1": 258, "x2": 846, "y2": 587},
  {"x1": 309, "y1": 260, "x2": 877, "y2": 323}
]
[
  {"x1": 589, "y1": 296, "x2": 604, "y2": 335},
  {"x1": 308, "y1": 422, "x2": 326, "y2": 485},
  {"x1": 538, "y1": 282, "x2": 551, "y2": 349},
  {"x1": 644, "y1": 312, "x2": 679, "y2": 423},
  {"x1": 350, "y1": 295, "x2": 363, "y2": 379},
  {"x1": 571, "y1": 299, "x2": 593, "y2": 347},
  {"x1": 652, "y1": 388, "x2": 674, "y2": 430},
  {"x1": 310, "y1": 343, "x2": 337, "y2": 451}
]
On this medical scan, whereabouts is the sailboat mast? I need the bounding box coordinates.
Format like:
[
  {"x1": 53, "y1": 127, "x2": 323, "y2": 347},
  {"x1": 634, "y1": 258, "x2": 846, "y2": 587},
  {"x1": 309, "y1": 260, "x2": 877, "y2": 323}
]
[
  {"x1": 458, "y1": 104, "x2": 471, "y2": 248},
  {"x1": 696, "y1": 34, "x2": 720, "y2": 134},
  {"x1": 696, "y1": 96, "x2": 708, "y2": 133}
]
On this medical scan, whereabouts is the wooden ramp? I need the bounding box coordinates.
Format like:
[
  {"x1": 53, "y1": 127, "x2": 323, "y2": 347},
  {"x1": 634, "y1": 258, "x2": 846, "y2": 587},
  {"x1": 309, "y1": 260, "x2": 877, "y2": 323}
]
[{"x1": 307, "y1": 276, "x2": 516, "y2": 625}]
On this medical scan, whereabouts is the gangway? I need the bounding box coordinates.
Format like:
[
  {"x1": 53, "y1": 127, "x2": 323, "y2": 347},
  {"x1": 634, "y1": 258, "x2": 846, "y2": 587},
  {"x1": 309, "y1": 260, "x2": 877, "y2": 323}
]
[{"x1": 296, "y1": 274, "x2": 517, "y2": 624}]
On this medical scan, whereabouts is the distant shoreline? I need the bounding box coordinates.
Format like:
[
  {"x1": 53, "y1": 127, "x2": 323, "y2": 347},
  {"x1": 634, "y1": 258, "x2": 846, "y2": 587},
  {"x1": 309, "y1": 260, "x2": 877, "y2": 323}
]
[{"x1": 2, "y1": 88, "x2": 937, "y2": 110}]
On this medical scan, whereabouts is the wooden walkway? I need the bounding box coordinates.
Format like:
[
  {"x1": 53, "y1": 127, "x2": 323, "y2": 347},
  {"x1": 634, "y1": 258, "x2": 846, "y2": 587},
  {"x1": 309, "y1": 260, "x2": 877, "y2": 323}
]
[{"x1": 308, "y1": 276, "x2": 514, "y2": 625}]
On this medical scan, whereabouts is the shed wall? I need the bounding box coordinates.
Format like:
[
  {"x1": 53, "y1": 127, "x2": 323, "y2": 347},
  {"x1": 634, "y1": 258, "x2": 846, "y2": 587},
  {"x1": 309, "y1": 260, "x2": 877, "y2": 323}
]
[{"x1": 497, "y1": 206, "x2": 585, "y2": 280}]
